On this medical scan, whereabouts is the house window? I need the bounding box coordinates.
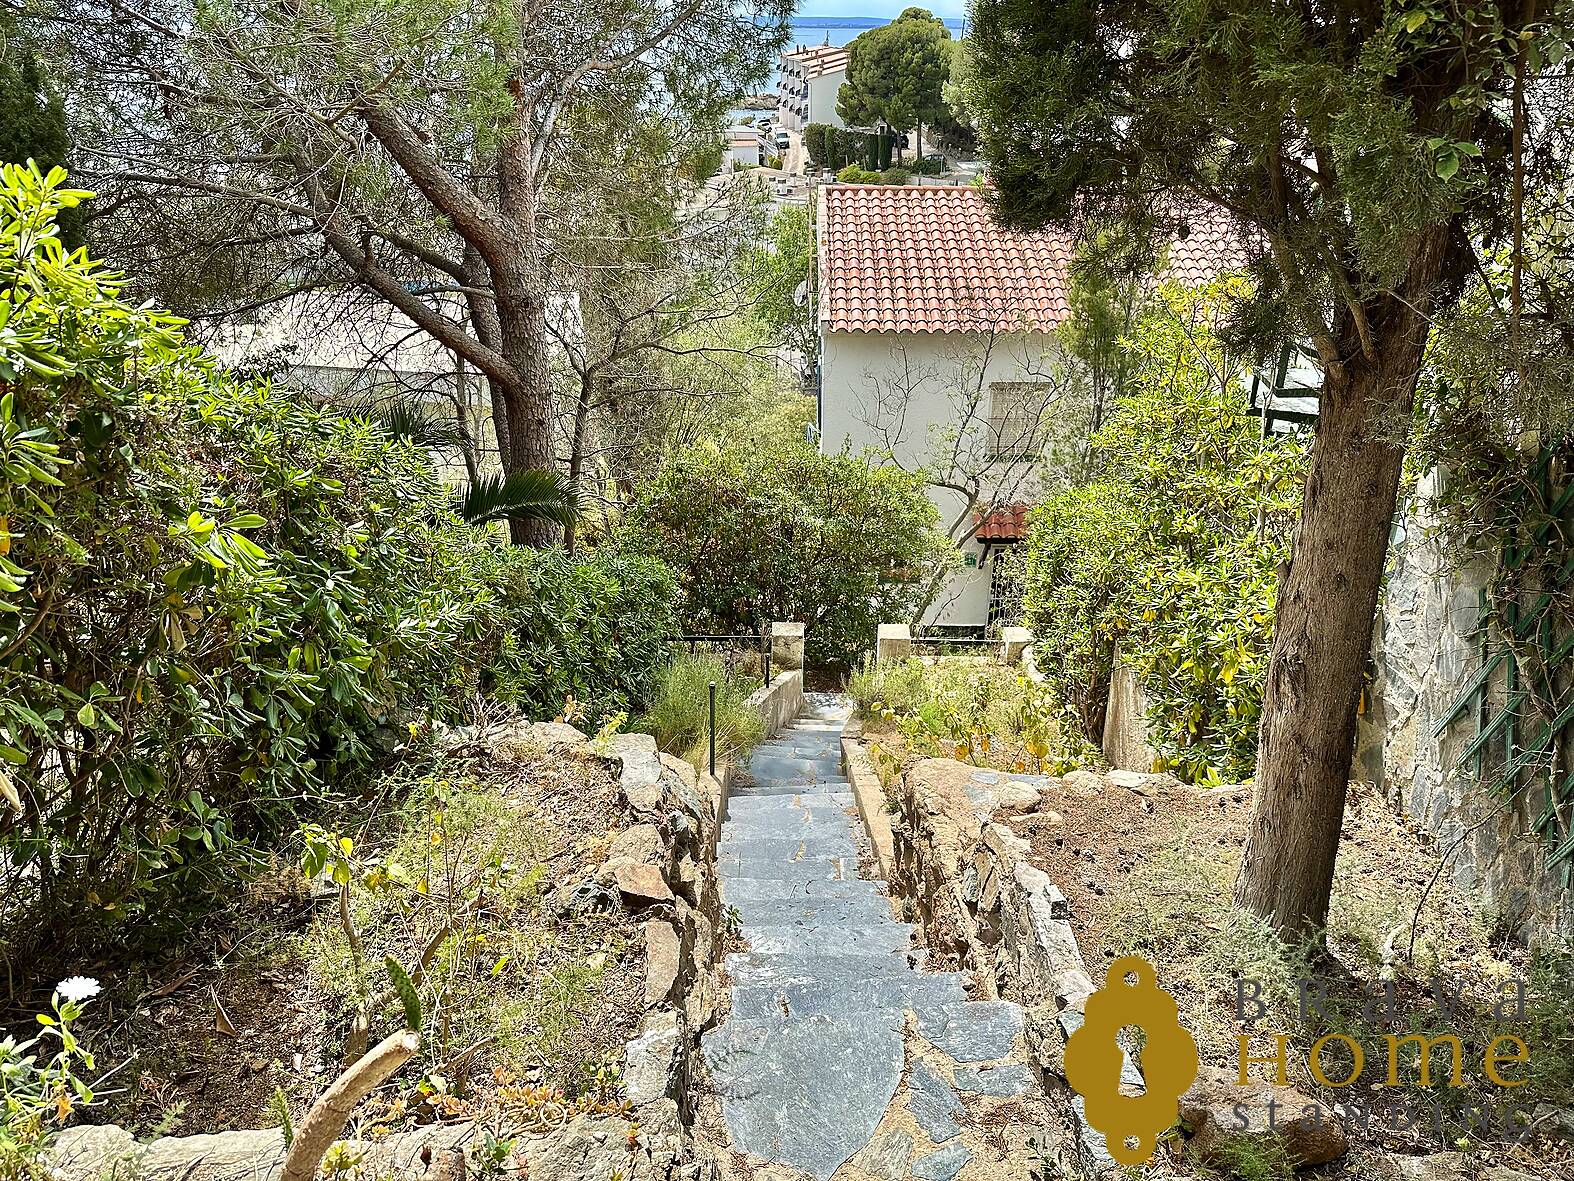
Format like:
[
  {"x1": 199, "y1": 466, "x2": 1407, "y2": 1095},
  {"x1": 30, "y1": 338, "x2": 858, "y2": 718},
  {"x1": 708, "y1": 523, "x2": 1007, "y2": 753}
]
[{"x1": 987, "y1": 382, "x2": 1051, "y2": 461}]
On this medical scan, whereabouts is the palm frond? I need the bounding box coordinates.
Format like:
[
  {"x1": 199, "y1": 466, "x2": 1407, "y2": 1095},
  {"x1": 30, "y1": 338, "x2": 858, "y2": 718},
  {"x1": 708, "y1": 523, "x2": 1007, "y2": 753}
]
[
  {"x1": 458, "y1": 469, "x2": 581, "y2": 527},
  {"x1": 369, "y1": 396, "x2": 465, "y2": 451}
]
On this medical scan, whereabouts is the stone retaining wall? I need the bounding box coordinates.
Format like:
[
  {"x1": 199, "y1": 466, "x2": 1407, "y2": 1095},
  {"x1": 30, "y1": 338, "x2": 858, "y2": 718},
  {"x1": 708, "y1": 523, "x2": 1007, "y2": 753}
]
[
  {"x1": 1361, "y1": 485, "x2": 1573, "y2": 942},
  {"x1": 865, "y1": 752, "x2": 1122, "y2": 1177},
  {"x1": 50, "y1": 723, "x2": 732, "y2": 1181}
]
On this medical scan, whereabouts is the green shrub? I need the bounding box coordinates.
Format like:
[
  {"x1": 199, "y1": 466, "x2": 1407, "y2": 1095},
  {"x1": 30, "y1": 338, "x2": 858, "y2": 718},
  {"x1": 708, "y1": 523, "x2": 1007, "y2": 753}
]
[
  {"x1": 1021, "y1": 277, "x2": 1305, "y2": 783},
  {"x1": 0, "y1": 164, "x2": 676, "y2": 947},
  {"x1": 836, "y1": 164, "x2": 882, "y2": 183},
  {"x1": 626, "y1": 439, "x2": 956, "y2": 669},
  {"x1": 0, "y1": 164, "x2": 496, "y2": 939},
  {"x1": 848, "y1": 656, "x2": 928, "y2": 720},
  {"x1": 805, "y1": 124, "x2": 868, "y2": 170},
  {"x1": 879, "y1": 167, "x2": 911, "y2": 184},
  {"x1": 478, "y1": 545, "x2": 677, "y2": 725},
  {"x1": 638, "y1": 653, "x2": 764, "y2": 770}
]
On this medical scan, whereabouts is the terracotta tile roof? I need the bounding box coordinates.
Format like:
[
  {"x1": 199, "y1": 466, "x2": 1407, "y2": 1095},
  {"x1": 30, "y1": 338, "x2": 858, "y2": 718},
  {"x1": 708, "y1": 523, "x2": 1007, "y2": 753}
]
[
  {"x1": 817, "y1": 185, "x2": 1074, "y2": 335},
  {"x1": 1161, "y1": 207, "x2": 1250, "y2": 287},
  {"x1": 817, "y1": 186, "x2": 1251, "y2": 336},
  {"x1": 974, "y1": 503, "x2": 1031, "y2": 542}
]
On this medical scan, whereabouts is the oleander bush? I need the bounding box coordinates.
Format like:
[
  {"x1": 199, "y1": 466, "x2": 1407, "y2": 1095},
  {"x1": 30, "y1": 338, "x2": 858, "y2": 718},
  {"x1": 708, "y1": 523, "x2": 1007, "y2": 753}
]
[
  {"x1": 1021, "y1": 278, "x2": 1306, "y2": 783},
  {"x1": 0, "y1": 163, "x2": 673, "y2": 948}
]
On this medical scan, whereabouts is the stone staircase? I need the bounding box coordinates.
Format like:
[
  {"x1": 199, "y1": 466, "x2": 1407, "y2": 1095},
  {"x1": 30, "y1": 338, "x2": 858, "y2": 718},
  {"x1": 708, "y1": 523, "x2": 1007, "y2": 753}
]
[{"x1": 702, "y1": 697, "x2": 1045, "y2": 1181}]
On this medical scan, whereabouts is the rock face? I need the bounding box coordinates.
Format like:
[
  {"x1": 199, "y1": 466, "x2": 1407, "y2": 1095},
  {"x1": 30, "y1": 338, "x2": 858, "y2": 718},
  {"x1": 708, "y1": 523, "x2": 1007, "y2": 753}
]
[
  {"x1": 1361, "y1": 478, "x2": 1573, "y2": 941},
  {"x1": 1180, "y1": 1066, "x2": 1349, "y2": 1168}
]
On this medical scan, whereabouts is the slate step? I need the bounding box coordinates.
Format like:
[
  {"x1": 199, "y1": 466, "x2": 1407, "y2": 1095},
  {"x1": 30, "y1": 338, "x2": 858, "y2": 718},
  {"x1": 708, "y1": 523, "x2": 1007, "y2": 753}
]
[
  {"x1": 748, "y1": 753, "x2": 845, "y2": 777},
  {"x1": 701, "y1": 1011, "x2": 902, "y2": 1181},
  {"x1": 741, "y1": 922, "x2": 914, "y2": 957},
  {"x1": 732, "y1": 778, "x2": 851, "y2": 797},
  {"x1": 719, "y1": 835, "x2": 859, "y2": 860},
  {"x1": 728, "y1": 972, "x2": 971, "y2": 1021},
  {"x1": 758, "y1": 736, "x2": 843, "y2": 754},
  {"x1": 723, "y1": 950, "x2": 924, "y2": 986},
  {"x1": 724, "y1": 892, "x2": 905, "y2": 927},
  {"x1": 720, "y1": 877, "x2": 887, "y2": 903},
  {"x1": 722, "y1": 814, "x2": 859, "y2": 844},
  {"x1": 913, "y1": 1000, "x2": 1027, "y2": 1063},
  {"x1": 717, "y1": 859, "x2": 854, "y2": 884},
  {"x1": 724, "y1": 791, "x2": 855, "y2": 815}
]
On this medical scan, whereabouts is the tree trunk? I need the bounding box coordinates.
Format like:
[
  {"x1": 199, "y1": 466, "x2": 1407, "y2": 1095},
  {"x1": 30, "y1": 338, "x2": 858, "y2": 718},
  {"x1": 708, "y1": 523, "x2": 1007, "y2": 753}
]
[
  {"x1": 494, "y1": 127, "x2": 563, "y2": 548},
  {"x1": 564, "y1": 368, "x2": 596, "y2": 552},
  {"x1": 1235, "y1": 230, "x2": 1454, "y2": 939},
  {"x1": 488, "y1": 258, "x2": 558, "y2": 545}
]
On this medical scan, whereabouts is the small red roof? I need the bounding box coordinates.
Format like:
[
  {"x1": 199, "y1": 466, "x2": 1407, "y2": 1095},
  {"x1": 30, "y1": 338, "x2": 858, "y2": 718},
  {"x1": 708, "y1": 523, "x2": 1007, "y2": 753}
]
[
  {"x1": 974, "y1": 503, "x2": 1030, "y2": 542},
  {"x1": 817, "y1": 185, "x2": 1074, "y2": 335}
]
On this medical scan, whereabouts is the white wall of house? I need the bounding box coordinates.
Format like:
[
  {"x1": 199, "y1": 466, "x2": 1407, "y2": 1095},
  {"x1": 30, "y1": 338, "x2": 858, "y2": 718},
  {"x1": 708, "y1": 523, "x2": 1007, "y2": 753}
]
[
  {"x1": 724, "y1": 127, "x2": 766, "y2": 170},
  {"x1": 806, "y1": 69, "x2": 847, "y2": 129},
  {"x1": 818, "y1": 326, "x2": 1059, "y2": 628}
]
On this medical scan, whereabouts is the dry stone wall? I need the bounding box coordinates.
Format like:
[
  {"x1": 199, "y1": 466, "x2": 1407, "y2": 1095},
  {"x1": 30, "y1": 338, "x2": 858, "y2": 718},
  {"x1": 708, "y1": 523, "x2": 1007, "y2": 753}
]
[
  {"x1": 1362, "y1": 484, "x2": 1573, "y2": 942},
  {"x1": 48, "y1": 723, "x2": 733, "y2": 1181}
]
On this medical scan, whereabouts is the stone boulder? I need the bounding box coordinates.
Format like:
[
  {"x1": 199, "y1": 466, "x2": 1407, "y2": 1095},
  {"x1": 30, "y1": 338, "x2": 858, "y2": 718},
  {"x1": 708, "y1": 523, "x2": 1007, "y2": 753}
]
[{"x1": 1181, "y1": 1066, "x2": 1348, "y2": 1168}]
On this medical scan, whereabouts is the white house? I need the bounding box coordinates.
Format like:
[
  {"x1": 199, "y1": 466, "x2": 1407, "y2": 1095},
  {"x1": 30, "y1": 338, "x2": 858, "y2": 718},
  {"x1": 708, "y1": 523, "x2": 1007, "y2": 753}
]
[
  {"x1": 207, "y1": 291, "x2": 495, "y2": 482},
  {"x1": 816, "y1": 183, "x2": 1238, "y2": 629},
  {"x1": 723, "y1": 124, "x2": 770, "y2": 171},
  {"x1": 776, "y1": 43, "x2": 849, "y2": 132}
]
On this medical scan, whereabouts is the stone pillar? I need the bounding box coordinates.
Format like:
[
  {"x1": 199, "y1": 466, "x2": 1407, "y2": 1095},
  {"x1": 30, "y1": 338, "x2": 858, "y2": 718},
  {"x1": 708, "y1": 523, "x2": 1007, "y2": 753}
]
[
  {"x1": 1000, "y1": 626, "x2": 1031, "y2": 665},
  {"x1": 876, "y1": 623, "x2": 912, "y2": 665},
  {"x1": 770, "y1": 621, "x2": 805, "y2": 672}
]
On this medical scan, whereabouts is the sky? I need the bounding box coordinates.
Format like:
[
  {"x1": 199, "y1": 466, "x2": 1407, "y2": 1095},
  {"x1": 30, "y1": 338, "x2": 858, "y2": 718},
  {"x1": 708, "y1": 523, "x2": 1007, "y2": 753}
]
[{"x1": 794, "y1": 2, "x2": 968, "y2": 17}]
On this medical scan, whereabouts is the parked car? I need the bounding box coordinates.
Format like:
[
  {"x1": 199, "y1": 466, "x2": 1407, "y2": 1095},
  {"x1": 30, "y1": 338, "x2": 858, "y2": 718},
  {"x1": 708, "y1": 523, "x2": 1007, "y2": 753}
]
[{"x1": 775, "y1": 130, "x2": 791, "y2": 151}]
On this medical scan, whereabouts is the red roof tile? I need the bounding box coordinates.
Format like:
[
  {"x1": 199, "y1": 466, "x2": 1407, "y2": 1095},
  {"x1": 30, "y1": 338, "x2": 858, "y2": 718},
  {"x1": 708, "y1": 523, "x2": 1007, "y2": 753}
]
[
  {"x1": 974, "y1": 503, "x2": 1030, "y2": 542},
  {"x1": 817, "y1": 186, "x2": 1250, "y2": 336},
  {"x1": 817, "y1": 185, "x2": 1074, "y2": 335}
]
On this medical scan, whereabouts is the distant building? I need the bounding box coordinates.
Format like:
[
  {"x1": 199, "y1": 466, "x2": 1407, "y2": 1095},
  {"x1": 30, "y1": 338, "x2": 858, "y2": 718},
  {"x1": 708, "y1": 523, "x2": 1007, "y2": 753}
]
[
  {"x1": 816, "y1": 183, "x2": 1242, "y2": 628},
  {"x1": 207, "y1": 292, "x2": 494, "y2": 481},
  {"x1": 776, "y1": 43, "x2": 850, "y2": 132},
  {"x1": 724, "y1": 125, "x2": 768, "y2": 171}
]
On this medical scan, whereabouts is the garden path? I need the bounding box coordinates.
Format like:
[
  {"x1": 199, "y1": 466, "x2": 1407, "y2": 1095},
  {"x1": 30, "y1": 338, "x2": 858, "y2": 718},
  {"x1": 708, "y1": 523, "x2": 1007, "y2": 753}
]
[{"x1": 702, "y1": 697, "x2": 1044, "y2": 1181}]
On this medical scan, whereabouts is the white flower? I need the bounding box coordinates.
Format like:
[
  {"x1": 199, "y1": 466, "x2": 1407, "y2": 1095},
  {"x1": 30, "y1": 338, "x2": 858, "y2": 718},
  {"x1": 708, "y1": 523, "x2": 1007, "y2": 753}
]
[{"x1": 56, "y1": 976, "x2": 101, "y2": 1003}]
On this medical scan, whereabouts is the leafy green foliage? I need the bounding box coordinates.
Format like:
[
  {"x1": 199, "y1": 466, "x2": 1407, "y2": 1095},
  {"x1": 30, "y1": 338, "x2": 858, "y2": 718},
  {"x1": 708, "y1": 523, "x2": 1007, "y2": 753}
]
[
  {"x1": 637, "y1": 653, "x2": 765, "y2": 771},
  {"x1": 0, "y1": 163, "x2": 492, "y2": 938},
  {"x1": 852, "y1": 655, "x2": 1090, "y2": 772},
  {"x1": 0, "y1": 14, "x2": 73, "y2": 246},
  {"x1": 477, "y1": 545, "x2": 677, "y2": 724},
  {"x1": 1, "y1": 985, "x2": 102, "y2": 1175},
  {"x1": 627, "y1": 439, "x2": 956, "y2": 668},
  {"x1": 386, "y1": 956, "x2": 423, "y2": 1031},
  {"x1": 458, "y1": 469, "x2": 580, "y2": 528},
  {"x1": 836, "y1": 8, "x2": 956, "y2": 137},
  {"x1": 743, "y1": 205, "x2": 815, "y2": 359},
  {"x1": 0, "y1": 165, "x2": 676, "y2": 947},
  {"x1": 966, "y1": 0, "x2": 1563, "y2": 305},
  {"x1": 1022, "y1": 279, "x2": 1305, "y2": 783},
  {"x1": 803, "y1": 123, "x2": 870, "y2": 171}
]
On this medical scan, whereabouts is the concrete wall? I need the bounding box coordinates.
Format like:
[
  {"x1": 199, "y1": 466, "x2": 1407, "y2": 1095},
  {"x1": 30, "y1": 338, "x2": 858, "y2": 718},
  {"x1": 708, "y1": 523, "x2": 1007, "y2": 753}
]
[
  {"x1": 819, "y1": 326, "x2": 1058, "y2": 627},
  {"x1": 746, "y1": 669, "x2": 805, "y2": 741},
  {"x1": 1102, "y1": 655, "x2": 1159, "y2": 773},
  {"x1": 1361, "y1": 473, "x2": 1573, "y2": 942},
  {"x1": 807, "y1": 69, "x2": 846, "y2": 128}
]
